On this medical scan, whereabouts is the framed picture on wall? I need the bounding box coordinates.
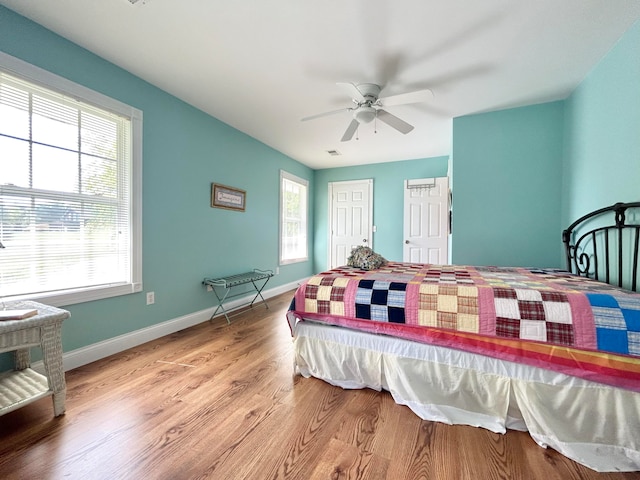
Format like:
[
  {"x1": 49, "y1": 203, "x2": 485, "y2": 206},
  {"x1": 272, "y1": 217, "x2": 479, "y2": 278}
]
[{"x1": 211, "y1": 183, "x2": 246, "y2": 212}]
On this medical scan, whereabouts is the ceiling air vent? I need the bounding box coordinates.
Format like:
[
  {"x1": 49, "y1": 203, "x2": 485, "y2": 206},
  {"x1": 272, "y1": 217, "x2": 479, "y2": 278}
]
[{"x1": 326, "y1": 150, "x2": 341, "y2": 156}]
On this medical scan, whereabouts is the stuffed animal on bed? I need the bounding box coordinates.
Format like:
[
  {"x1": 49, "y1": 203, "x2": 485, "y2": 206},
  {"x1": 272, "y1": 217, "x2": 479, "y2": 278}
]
[{"x1": 346, "y1": 246, "x2": 387, "y2": 270}]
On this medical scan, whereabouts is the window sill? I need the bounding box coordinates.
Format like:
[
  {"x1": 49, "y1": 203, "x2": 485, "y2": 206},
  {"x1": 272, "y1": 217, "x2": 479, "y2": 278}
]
[
  {"x1": 4, "y1": 282, "x2": 143, "y2": 308},
  {"x1": 280, "y1": 258, "x2": 308, "y2": 266}
]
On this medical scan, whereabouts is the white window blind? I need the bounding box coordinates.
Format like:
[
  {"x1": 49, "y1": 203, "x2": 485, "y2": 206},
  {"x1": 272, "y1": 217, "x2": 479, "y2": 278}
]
[
  {"x1": 279, "y1": 170, "x2": 308, "y2": 264},
  {"x1": 0, "y1": 54, "x2": 142, "y2": 305}
]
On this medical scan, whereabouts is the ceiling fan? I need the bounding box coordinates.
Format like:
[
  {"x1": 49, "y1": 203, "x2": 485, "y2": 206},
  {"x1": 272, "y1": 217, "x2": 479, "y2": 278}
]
[{"x1": 301, "y1": 82, "x2": 433, "y2": 142}]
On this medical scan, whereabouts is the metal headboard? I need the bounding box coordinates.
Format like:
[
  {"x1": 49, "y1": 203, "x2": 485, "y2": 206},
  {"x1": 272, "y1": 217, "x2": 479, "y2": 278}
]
[{"x1": 562, "y1": 202, "x2": 640, "y2": 292}]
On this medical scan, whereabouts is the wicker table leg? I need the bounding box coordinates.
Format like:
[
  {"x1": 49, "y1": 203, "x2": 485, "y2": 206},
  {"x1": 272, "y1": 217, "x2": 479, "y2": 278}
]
[{"x1": 40, "y1": 324, "x2": 66, "y2": 416}]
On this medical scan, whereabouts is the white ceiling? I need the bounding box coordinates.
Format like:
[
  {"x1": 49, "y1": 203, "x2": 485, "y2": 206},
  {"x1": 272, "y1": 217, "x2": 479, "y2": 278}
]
[{"x1": 2, "y1": 0, "x2": 640, "y2": 169}]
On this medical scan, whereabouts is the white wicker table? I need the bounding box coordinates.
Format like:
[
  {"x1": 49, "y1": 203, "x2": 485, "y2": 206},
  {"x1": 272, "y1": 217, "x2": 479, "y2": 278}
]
[{"x1": 0, "y1": 300, "x2": 70, "y2": 417}]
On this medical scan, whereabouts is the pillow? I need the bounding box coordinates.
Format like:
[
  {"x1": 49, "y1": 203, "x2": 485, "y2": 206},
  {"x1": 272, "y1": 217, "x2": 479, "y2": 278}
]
[{"x1": 346, "y1": 246, "x2": 387, "y2": 270}]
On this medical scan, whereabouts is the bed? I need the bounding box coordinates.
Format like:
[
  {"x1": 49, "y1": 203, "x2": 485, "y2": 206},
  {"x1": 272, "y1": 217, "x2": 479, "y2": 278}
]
[{"x1": 286, "y1": 201, "x2": 640, "y2": 472}]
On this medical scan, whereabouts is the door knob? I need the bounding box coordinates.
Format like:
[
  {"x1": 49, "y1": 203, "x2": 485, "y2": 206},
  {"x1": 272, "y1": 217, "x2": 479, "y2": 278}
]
[
  {"x1": 405, "y1": 240, "x2": 409, "y2": 244},
  {"x1": 362, "y1": 239, "x2": 368, "y2": 243}
]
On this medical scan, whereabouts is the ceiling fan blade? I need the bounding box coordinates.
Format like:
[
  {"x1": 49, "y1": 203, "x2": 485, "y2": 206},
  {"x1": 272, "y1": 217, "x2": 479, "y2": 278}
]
[
  {"x1": 341, "y1": 119, "x2": 359, "y2": 142},
  {"x1": 376, "y1": 109, "x2": 414, "y2": 134},
  {"x1": 378, "y1": 89, "x2": 433, "y2": 107},
  {"x1": 301, "y1": 107, "x2": 351, "y2": 122},
  {"x1": 337, "y1": 82, "x2": 365, "y2": 102}
]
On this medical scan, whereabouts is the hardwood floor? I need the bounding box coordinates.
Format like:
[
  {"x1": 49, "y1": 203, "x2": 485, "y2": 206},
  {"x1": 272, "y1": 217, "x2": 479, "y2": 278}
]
[{"x1": 1, "y1": 291, "x2": 638, "y2": 480}]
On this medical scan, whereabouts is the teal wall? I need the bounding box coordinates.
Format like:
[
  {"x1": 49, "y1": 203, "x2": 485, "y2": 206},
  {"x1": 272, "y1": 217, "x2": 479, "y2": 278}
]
[
  {"x1": 451, "y1": 18, "x2": 640, "y2": 270},
  {"x1": 313, "y1": 156, "x2": 449, "y2": 271},
  {"x1": 451, "y1": 102, "x2": 565, "y2": 268},
  {"x1": 0, "y1": 7, "x2": 314, "y2": 356},
  {"x1": 562, "y1": 19, "x2": 640, "y2": 227}
]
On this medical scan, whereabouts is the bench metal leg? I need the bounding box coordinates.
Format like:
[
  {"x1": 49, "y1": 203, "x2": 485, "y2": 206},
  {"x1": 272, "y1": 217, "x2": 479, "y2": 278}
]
[
  {"x1": 210, "y1": 287, "x2": 232, "y2": 323},
  {"x1": 249, "y1": 277, "x2": 272, "y2": 309}
]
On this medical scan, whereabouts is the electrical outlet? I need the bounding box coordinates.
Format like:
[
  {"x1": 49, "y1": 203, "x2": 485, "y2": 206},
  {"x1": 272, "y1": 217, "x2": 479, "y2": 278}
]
[
  {"x1": 276, "y1": 267, "x2": 280, "y2": 275},
  {"x1": 146, "y1": 291, "x2": 155, "y2": 305}
]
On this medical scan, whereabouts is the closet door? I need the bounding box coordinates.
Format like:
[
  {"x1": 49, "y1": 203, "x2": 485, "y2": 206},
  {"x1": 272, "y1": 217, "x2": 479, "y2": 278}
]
[
  {"x1": 403, "y1": 177, "x2": 449, "y2": 264},
  {"x1": 328, "y1": 179, "x2": 373, "y2": 268}
]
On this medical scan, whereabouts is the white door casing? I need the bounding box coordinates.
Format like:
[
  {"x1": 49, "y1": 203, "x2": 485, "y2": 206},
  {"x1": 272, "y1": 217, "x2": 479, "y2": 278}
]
[
  {"x1": 403, "y1": 177, "x2": 449, "y2": 264},
  {"x1": 328, "y1": 179, "x2": 373, "y2": 269}
]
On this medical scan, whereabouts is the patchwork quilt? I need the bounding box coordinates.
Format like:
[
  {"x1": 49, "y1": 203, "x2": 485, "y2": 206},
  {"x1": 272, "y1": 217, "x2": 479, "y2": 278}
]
[{"x1": 288, "y1": 262, "x2": 640, "y2": 391}]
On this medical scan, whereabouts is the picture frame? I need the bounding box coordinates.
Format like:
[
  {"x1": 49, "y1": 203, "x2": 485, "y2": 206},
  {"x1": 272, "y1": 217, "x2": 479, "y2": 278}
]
[{"x1": 211, "y1": 183, "x2": 246, "y2": 212}]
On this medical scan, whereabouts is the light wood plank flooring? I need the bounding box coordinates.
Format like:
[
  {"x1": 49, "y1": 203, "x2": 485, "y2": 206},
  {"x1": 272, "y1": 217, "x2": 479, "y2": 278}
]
[{"x1": 1, "y1": 291, "x2": 638, "y2": 480}]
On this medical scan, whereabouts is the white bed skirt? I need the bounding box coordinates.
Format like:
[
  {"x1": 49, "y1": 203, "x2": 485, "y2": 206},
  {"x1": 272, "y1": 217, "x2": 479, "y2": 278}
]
[{"x1": 292, "y1": 321, "x2": 640, "y2": 472}]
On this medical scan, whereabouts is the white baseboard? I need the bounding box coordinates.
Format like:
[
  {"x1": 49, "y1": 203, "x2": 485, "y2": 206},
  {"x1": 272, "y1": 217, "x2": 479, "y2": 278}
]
[{"x1": 46, "y1": 279, "x2": 302, "y2": 373}]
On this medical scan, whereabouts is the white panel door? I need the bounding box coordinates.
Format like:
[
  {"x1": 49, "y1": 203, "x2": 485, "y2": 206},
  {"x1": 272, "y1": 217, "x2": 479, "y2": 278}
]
[
  {"x1": 329, "y1": 179, "x2": 373, "y2": 269},
  {"x1": 403, "y1": 177, "x2": 449, "y2": 264}
]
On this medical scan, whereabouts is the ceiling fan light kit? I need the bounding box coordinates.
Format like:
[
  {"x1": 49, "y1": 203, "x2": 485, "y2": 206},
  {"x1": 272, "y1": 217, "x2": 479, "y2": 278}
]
[
  {"x1": 302, "y1": 82, "x2": 432, "y2": 142},
  {"x1": 354, "y1": 106, "x2": 376, "y2": 124}
]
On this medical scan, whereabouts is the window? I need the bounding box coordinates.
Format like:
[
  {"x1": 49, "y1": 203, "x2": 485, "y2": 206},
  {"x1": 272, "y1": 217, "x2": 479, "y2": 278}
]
[
  {"x1": 279, "y1": 170, "x2": 308, "y2": 264},
  {"x1": 0, "y1": 52, "x2": 142, "y2": 306}
]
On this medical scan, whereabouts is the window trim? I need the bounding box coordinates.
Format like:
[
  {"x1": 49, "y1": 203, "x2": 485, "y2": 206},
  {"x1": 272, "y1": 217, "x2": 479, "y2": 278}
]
[
  {"x1": 0, "y1": 51, "x2": 143, "y2": 307},
  {"x1": 279, "y1": 169, "x2": 309, "y2": 265}
]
